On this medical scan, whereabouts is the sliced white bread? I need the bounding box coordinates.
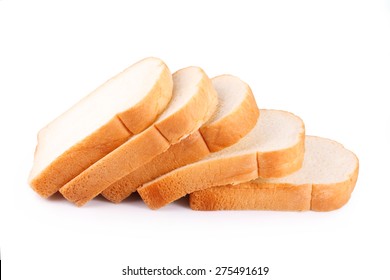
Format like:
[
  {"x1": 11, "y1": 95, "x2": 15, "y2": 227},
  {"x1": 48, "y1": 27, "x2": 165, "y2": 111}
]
[
  {"x1": 29, "y1": 57, "x2": 173, "y2": 198},
  {"x1": 138, "y1": 109, "x2": 305, "y2": 210},
  {"x1": 189, "y1": 136, "x2": 359, "y2": 211},
  {"x1": 59, "y1": 66, "x2": 218, "y2": 206},
  {"x1": 101, "y1": 75, "x2": 260, "y2": 203}
]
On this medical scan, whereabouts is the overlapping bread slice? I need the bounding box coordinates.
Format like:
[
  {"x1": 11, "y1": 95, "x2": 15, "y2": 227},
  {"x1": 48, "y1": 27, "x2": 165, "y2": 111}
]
[
  {"x1": 59, "y1": 66, "x2": 218, "y2": 206},
  {"x1": 101, "y1": 75, "x2": 260, "y2": 203},
  {"x1": 138, "y1": 109, "x2": 305, "y2": 210},
  {"x1": 29, "y1": 57, "x2": 173, "y2": 198},
  {"x1": 189, "y1": 136, "x2": 359, "y2": 211}
]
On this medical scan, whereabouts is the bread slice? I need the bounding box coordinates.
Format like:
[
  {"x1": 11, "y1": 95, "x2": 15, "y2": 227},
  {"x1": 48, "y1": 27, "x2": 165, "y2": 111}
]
[
  {"x1": 189, "y1": 136, "x2": 359, "y2": 211},
  {"x1": 138, "y1": 109, "x2": 305, "y2": 210},
  {"x1": 59, "y1": 66, "x2": 218, "y2": 206},
  {"x1": 101, "y1": 75, "x2": 260, "y2": 203},
  {"x1": 29, "y1": 57, "x2": 173, "y2": 198}
]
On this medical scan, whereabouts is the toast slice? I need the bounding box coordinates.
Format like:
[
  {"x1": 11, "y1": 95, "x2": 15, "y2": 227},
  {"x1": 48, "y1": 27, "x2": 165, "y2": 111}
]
[
  {"x1": 138, "y1": 109, "x2": 305, "y2": 210},
  {"x1": 29, "y1": 57, "x2": 173, "y2": 198},
  {"x1": 189, "y1": 136, "x2": 359, "y2": 211},
  {"x1": 59, "y1": 66, "x2": 218, "y2": 206},
  {"x1": 101, "y1": 75, "x2": 260, "y2": 203}
]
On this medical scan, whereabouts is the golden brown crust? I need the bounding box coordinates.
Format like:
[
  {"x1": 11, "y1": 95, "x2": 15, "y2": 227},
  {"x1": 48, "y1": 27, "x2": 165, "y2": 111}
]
[
  {"x1": 59, "y1": 126, "x2": 170, "y2": 206},
  {"x1": 102, "y1": 77, "x2": 259, "y2": 203},
  {"x1": 138, "y1": 111, "x2": 305, "y2": 210},
  {"x1": 311, "y1": 158, "x2": 359, "y2": 211},
  {"x1": 29, "y1": 59, "x2": 173, "y2": 198},
  {"x1": 138, "y1": 154, "x2": 259, "y2": 210},
  {"x1": 101, "y1": 131, "x2": 210, "y2": 203},
  {"x1": 190, "y1": 151, "x2": 359, "y2": 212},
  {"x1": 117, "y1": 63, "x2": 173, "y2": 134},
  {"x1": 60, "y1": 68, "x2": 218, "y2": 206},
  {"x1": 189, "y1": 182, "x2": 312, "y2": 211},
  {"x1": 257, "y1": 130, "x2": 305, "y2": 178},
  {"x1": 30, "y1": 117, "x2": 131, "y2": 198},
  {"x1": 155, "y1": 68, "x2": 218, "y2": 144},
  {"x1": 200, "y1": 84, "x2": 260, "y2": 152}
]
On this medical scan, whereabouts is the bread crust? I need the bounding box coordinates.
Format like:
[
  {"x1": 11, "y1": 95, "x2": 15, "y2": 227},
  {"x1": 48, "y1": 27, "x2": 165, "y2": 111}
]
[
  {"x1": 30, "y1": 118, "x2": 131, "y2": 198},
  {"x1": 60, "y1": 126, "x2": 170, "y2": 206},
  {"x1": 60, "y1": 67, "x2": 218, "y2": 206},
  {"x1": 138, "y1": 110, "x2": 305, "y2": 210},
  {"x1": 200, "y1": 78, "x2": 260, "y2": 152},
  {"x1": 258, "y1": 130, "x2": 305, "y2": 178},
  {"x1": 117, "y1": 61, "x2": 173, "y2": 134},
  {"x1": 101, "y1": 76, "x2": 259, "y2": 203},
  {"x1": 29, "y1": 58, "x2": 173, "y2": 198},
  {"x1": 189, "y1": 182, "x2": 312, "y2": 211},
  {"x1": 190, "y1": 139, "x2": 359, "y2": 212},
  {"x1": 311, "y1": 159, "x2": 359, "y2": 211},
  {"x1": 155, "y1": 68, "x2": 218, "y2": 143},
  {"x1": 138, "y1": 154, "x2": 259, "y2": 210},
  {"x1": 101, "y1": 131, "x2": 210, "y2": 203}
]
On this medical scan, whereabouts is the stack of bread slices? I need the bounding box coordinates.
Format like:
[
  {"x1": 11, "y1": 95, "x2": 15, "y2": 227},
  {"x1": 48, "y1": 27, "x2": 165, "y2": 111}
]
[{"x1": 29, "y1": 57, "x2": 359, "y2": 211}]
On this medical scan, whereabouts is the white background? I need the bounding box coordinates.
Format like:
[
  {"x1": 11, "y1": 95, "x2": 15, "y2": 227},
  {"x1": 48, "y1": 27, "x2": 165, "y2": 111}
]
[{"x1": 1, "y1": 0, "x2": 390, "y2": 279}]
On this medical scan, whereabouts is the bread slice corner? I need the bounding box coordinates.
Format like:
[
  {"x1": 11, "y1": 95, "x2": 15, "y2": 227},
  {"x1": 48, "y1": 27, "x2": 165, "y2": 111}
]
[{"x1": 29, "y1": 57, "x2": 173, "y2": 198}]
